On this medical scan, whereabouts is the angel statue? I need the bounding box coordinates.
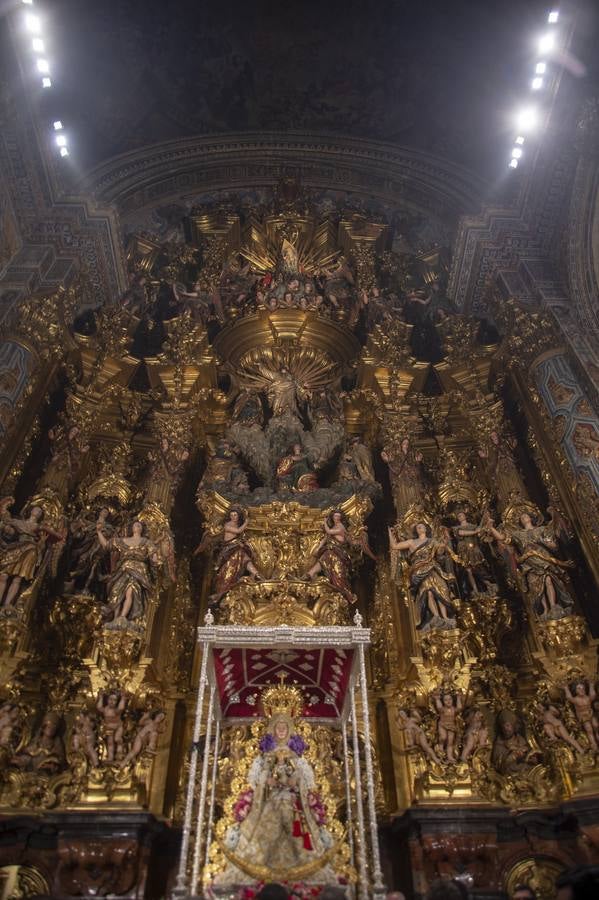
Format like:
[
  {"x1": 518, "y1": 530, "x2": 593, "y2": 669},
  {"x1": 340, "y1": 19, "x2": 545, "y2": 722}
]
[
  {"x1": 388, "y1": 521, "x2": 458, "y2": 632},
  {"x1": 483, "y1": 505, "x2": 575, "y2": 621},
  {"x1": 397, "y1": 707, "x2": 440, "y2": 764},
  {"x1": 95, "y1": 520, "x2": 161, "y2": 626},
  {"x1": 195, "y1": 507, "x2": 262, "y2": 606},
  {"x1": 0, "y1": 497, "x2": 65, "y2": 608},
  {"x1": 537, "y1": 701, "x2": 584, "y2": 755},
  {"x1": 214, "y1": 684, "x2": 340, "y2": 886},
  {"x1": 432, "y1": 688, "x2": 463, "y2": 763},
  {"x1": 304, "y1": 509, "x2": 376, "y2": 604}
]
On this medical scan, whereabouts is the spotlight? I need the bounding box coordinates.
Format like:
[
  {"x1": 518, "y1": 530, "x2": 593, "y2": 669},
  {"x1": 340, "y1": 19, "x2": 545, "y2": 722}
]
[
  {"x1": 511, "y1": 147, "x2": 523, "y2": 159},
  {"x1": 517, "y1": 107, "x2": 538, "y2": 131},
  {"x1": 59, "y1": 147, "x2": 69, "y2": 158},
  {"x1": 515, "y1": 135, "x2": 525, "y2": 145},
  {"x1": 41, "y1": 76, "x2": 52, "y2": 88},
  {"x1": 53, "y1": 120, "x2": 63, "y2": 130},
  {"x1": 535, "y1": 61, "x2": 546, "y2": 74},
  {"x1": 548, "y1": 11, "x2": 559, "y2": 24},
  {"x1": 55, "y1": 134, "x2": 67, "y2": 147},
  {"x1": 24, "y1": 13, "x2": 41, "y2": 32},
  {"x1": 22, "y1": 1, "x2": 34, "y2": 5},
  {"x1": 509, "y1": 159, "x2": 519, "y2": 169},
  {"x1": 36, "y1": 58, "x2": 49, "y2": 73},
  {"x1": 31, "y1": 37, "x2": 44, "y2": 52},
  {"x1": 532, "y1": 77, "x2": 543, "y2": 90},
  {"x1": 538, "y1": 33, "x2": 555, "y2": 54}
]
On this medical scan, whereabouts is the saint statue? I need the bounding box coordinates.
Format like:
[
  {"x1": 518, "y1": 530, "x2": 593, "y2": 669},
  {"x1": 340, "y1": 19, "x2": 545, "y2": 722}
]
[
  {"x1": 199, "y1": 439, "x2": 249, "y2": 495},
  {"x1": 491, "y1": 709, "x2": 540, "y2": 776},
  {"x1": 388, "y1": 522, "x2": 457, "y2": 632},
  {"x1": 451, "y1": 510, "x2": 494, "y2": 597},
  {"x1": 381, "y1": 438, "x2": 426, "y2": 516},
  {"x1": 214, "y1": 691, "x2": 340, "y2": 886},
  {"x1": 11, "y1": 711, "x2": 66, "y2": 775},
  {"x1": 65, "y1": 506, "x2": 113, "y2": 598},
  {"x1": 477, "y1": 430, "x2": 526, "y2": 510},
  {"x1": 276, "y1": 443, "x2": 318, "y2": 493}
]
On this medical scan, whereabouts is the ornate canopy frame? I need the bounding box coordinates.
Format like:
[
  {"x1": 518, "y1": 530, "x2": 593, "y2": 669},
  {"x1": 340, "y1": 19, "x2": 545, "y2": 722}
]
[{"x1": 174, "y1": 613, "x2": 385, "y2": 900}]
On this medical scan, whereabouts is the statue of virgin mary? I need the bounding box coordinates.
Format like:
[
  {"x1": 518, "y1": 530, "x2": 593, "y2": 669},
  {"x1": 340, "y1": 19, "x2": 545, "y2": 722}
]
[{"x1": 211, "y1": 688, "x2": 348, "y2": 887}]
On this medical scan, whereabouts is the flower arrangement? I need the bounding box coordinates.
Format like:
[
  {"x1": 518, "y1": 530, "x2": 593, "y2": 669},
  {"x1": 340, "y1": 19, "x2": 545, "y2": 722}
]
[{"x1": 233, "y1": 787, "x2": 254, "y2": 822}]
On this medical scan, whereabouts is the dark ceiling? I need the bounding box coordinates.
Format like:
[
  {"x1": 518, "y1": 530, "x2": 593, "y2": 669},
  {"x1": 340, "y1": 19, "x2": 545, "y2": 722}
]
[{"x1": 21, "y1": 0, "x2": 599, "y2": 180}]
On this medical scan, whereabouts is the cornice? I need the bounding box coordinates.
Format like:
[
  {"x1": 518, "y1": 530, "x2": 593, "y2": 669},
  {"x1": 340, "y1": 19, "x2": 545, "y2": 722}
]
[{"x1": 79, "y1": 130, "x2": 487, "y2": 224}]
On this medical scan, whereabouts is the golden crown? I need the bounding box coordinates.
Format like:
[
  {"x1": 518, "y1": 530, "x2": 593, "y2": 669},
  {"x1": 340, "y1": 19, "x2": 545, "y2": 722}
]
[{"x1": 261, "y1": 673, "x2": 304, "y2": 719}]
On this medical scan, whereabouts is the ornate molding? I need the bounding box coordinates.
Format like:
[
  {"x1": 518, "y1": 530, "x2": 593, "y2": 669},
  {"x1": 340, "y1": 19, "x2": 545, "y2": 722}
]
[{"x1": 80, "y1": 131, "x2": 486, "y2": 223}]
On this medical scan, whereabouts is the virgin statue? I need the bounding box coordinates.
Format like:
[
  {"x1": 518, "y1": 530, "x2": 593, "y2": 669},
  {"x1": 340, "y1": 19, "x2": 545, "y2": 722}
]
[{"x1": 213, "y1": 701, "x2": 341, "y2": 885}]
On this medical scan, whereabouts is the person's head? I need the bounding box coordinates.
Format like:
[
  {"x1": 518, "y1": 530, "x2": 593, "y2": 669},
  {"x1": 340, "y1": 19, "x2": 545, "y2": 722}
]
[
  {"x1": 332, "y1": 511, "x2": 343, "y2": 525},
  {"x1": 490, "y1": 430, "x2": 500, "y2": 445},
  {"x1": 131, "y1": 520, "x2": 144, "y2": 537},
  {"x1": 520, "y1": 512, "x2": 533, "y2": 528},
  {"x1": 425, "y1": 879, "x2": 469, "y2": 900},
  {"x1": 401, "y1": 437, "x2": 410, "y2": 453},
  {"x1": 555, "y1": 866, "x2": 599, "y2": 900},
  {"x1": 255, "y1": 884, "x2": 289, "y2": 900},
  {"x1": 292, "y1": 442, "x2": 302, "y2": 455},
  {"x1": 442, "y1": 693, "x2": 454, "y2": 708},
  {"x1": 456, "y1": 510, "x2": 467, "y2": 524},
  {"x1": 107, "y1": 693, "x2": 119, "y2": 709},
  {"x1": 320, "y1": 887, "x2": 347, "y2": 900},
  {"x1": 414, "y1": 522, "x2": 429, "y2": 539},
  {"x1": 575, "y1": 681, "x2": 587, "y2": 697},
  {"x1": 512, "y1": 885, "x2": 536, "y2": 900}
]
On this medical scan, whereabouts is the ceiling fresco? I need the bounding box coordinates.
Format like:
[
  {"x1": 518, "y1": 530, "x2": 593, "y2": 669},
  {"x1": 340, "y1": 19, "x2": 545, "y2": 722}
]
[{"x1": 44, "y1": 0, "x2": 552, "y2": 179}]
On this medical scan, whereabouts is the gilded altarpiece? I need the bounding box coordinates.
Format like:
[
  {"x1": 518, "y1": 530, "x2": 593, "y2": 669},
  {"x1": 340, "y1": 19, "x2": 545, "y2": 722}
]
[{"x1": 0, "y1": 186, "x2": 599, "y2": 899}]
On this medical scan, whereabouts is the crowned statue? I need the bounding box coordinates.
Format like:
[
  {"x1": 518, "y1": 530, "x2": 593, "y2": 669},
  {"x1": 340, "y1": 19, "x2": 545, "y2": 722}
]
[{"x1": 210, "y1": 679, "x2": 349, "y2": 888}]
